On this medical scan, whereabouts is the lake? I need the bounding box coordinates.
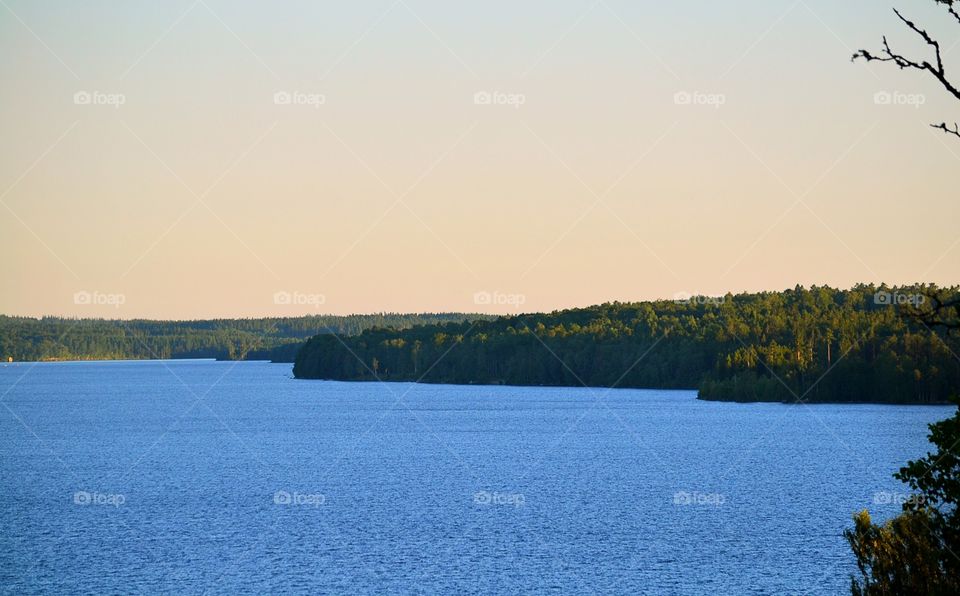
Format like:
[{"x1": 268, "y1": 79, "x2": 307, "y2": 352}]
[{"x1": 0, "y1": 360, "x2": 951, "y2": 594}]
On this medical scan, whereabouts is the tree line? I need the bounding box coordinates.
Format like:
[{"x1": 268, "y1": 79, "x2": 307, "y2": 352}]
[
  {"x1": 294, "y1": 284, "x2": 960, "y2": 404},
  {"x1": 0, "y1": 313, "x2": 490, "y2": 363}
]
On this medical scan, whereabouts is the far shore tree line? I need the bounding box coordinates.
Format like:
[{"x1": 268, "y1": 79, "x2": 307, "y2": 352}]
[{"x1": 0, "y1": 313, "x2": 491, "y2": 363}]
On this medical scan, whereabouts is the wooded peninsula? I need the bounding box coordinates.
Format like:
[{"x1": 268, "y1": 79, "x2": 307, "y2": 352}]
[{"x1": 293, "y1": 285, "x2": 960, "y2": 404}]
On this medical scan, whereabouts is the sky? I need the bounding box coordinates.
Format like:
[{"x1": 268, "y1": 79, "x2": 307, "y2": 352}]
[{"x1": 1, "y1": 0, "x2": 958, "y2": 318}]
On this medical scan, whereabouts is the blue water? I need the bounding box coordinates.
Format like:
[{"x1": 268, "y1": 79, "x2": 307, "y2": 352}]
[{"x1": 0, "y1": 360, "x2": 952, "y2": 594}]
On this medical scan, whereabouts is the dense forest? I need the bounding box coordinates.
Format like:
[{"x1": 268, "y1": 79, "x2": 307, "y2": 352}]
[
  {"x1": 294, "y1": 285, "x2": 960, "y2": 404},
  {"x1": 0, "y1": 313, "x2": 490, "y2": 363}
]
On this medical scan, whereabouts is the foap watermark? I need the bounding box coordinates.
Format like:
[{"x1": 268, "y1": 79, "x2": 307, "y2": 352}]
[
  {"x1": 74, "y1": 491, "x2": 125, "y2": 507},
  {"x1": 474, "y1": 90, "x2": 526, "y2": 109},
  {"x1": 673, "y1": 490, "x2": 725, "y2": 507},
  {"x1": 873, "y1": 491, "x2": 926, "y2": 507},
  {"x1": 74, "y1": 90, "x2": 125, "y2": 109},
  {"x1": 473, "y1": 290, "x2": 526, "y2": 309},
  {"x1": 73, "y1": 290, "x2": 126, "y2": 309},
  {"x1": 873, "y1": 90, "x2": 925, "y2": 109},
  {"x1": 274, "y1": 90, "x2": 326, "y2": 108},
  {"x1": 674, "y1": 291, "x2": 725, "y2": 307},
  {"x1": 273, "y1": 490, "x2": 325, "y2": 507},
  {"x1": 273, "y1": 290, "x2": 325, "y2": 309},
  {"x1": 473, "y1": 490, "x2": 525, "y2": 507},
  {"x1": 874, "y1": 291, "x2": 925, "y2": 307},
  {"x1": 674, "y1": 91, "x2": 726, "y2": 109}
]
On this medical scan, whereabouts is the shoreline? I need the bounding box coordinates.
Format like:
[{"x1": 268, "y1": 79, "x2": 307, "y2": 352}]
[
  {"x1": 292, "y1": 375, "x2": 955, "y2": 406},
  {"x1": 3, "y1": 358, "x2": 954, "y2": 406}
]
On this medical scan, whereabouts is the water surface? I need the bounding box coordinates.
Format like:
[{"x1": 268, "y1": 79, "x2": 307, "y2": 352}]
[{"x1": 0, "y1": 360, "x2": 950, "y2": 594}]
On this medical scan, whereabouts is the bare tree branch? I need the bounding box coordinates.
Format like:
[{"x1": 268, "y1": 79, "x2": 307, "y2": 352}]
[
  {"x1": 934, "y1": 0, "x2": 960, "y2": 25},
  {"x1": 853, "y1": 1, "x2": 960, "y2": 138},
  {"x1": 931, "y1": 121, "x2": 960, "y2": 138},
  {"x1": 903, "y1": 288, "x2": 960, "y2": 331}
]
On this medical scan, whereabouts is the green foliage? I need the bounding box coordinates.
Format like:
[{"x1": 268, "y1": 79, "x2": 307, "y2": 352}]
[
  {"x1": 846, "y1": 404, "x2": 960, "y2": 594},
  {"x1": 0, "y1": 313, "x2": 491, "y2": 363},
  {"x1": 845, "y1": 509, "x2": 956, "y2": 595},
  {"x1": 896, "y1": 407, "x2": 960, "y2": 527},
  {"x1": 294, "y1": 284, "x2": 960, "y2": 404}
]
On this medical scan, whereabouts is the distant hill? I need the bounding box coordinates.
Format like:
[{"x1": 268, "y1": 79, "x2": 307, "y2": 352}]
[
  {"x1": 0, "y1": 314, "x2": 493, "y2": 363},
  {"x1": 293, "y1": 285, "x2": 960, "y2": 404}
]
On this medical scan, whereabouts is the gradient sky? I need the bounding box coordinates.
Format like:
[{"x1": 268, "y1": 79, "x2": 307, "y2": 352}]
[{"x1": 1, "y1": 0, "x2": 958, "y2": 318}]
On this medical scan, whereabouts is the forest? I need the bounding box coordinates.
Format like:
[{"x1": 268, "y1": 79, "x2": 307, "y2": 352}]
[
  {"x1": 294, "y1": 285, "x2": 960, "y2": 403},
  {"x1": 0, "y1": 313, "x2": 489, "y2": 363}
]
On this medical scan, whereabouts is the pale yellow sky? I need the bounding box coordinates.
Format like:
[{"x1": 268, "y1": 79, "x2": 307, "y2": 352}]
[{"x1": 1, "y1": 0, "x2": 958, "y2": 318}]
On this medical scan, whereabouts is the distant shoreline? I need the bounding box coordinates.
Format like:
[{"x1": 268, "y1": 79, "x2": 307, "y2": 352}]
[
  {"x1": 0, "y1": 312, "x2": 492, "y2": 364},
  {"x1": 2, "y1": 358, "x2": 953, "y2": 406},
  {"x1": 292, "y1": 375, "x2": 953, "y2": 406}
]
